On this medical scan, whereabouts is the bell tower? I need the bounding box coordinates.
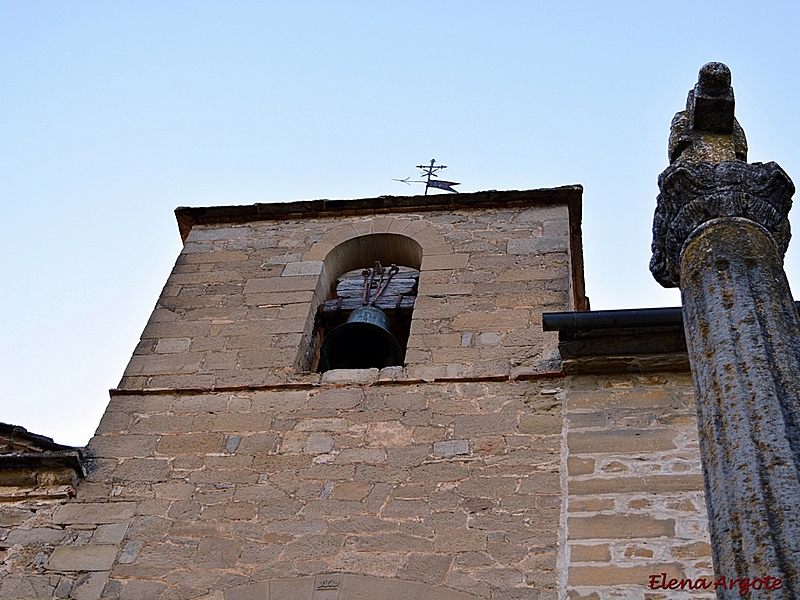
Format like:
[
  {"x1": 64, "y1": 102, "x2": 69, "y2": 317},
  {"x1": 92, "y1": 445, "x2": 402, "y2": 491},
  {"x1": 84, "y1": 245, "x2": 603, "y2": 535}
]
[{"x1": 1, "y1": 187, "x2": 592, "y2": 599}]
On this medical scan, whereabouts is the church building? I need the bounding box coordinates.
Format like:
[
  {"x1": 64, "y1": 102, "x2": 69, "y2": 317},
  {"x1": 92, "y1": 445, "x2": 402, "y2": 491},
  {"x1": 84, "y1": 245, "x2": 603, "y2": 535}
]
[{"x1": 0, "y1": 185, "x2": 713, "y2": 600}]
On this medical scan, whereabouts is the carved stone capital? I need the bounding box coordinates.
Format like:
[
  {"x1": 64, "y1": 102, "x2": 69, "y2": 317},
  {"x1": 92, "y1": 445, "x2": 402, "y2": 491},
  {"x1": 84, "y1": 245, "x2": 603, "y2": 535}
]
[{"x1": 650, "y1": 160, "x2": 794, "y2": 287}]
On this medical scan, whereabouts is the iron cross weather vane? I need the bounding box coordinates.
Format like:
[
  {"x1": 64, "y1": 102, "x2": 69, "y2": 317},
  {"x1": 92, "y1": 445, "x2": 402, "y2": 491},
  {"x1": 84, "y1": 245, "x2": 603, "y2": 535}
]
[{"x1": 393, "y1": 159, "x2": 460, "y2": 195}]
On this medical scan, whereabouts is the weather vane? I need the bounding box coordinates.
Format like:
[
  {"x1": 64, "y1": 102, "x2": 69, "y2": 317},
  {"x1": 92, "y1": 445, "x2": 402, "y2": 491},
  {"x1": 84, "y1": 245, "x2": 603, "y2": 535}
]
[{"x1": 393, "y1": 159, "x2": 460, "y2": 195}]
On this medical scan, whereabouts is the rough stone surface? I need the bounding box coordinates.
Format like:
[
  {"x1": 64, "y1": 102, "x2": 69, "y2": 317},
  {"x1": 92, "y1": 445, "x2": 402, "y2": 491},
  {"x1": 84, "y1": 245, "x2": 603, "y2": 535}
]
[
  {"x1": 650, "y1": 63, "x2": 800, "y2": 599},
  {"x1": 116, "y1": 205, "x2": 573, "y2": 389},
  {"x1": 563, "y1": 372, "x2": 711, "y2": 599},
  {"x1": 46, "y1": 545, "x2": 118, "y2": 571},
  {"x1": 680, "y1": 218, "x2": 800, "y2": 595},
  {"x1": 0, "y1": 193, "x2": 716, "y2": 599},
  {"x1": 433, "y1": 440, "x2": 470, "y2": 458}
]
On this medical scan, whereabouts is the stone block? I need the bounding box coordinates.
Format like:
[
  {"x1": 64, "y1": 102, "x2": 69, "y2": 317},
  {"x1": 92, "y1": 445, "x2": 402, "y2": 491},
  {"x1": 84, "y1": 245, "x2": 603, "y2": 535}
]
[
  {"x1": 507, "y1": 237, "x2": 566, "y2": 255},
  {"x1": 87, "y1": 435, "x2": 158, "y2": 458},
  {"x1": 543, "y1": 218, "x2": 569, "y2": 237},
  {"x1": 433, "y1": 440, "x2": 469, "y2": 457},
  {"x1": 252, "y1": 389, "x2": 309, "y2": 412},
  {"x1": 3, "y1": 527, "x2": 66, "y2": 546},
  {"x1": 154, "y1": 337, "x2": 191, "y2": 354},
  {"x1": 211, "y1": 412, "x2": 274, "y2": 432},
  {"x1": 434, "y1": 529, "x2": 487, "y2": 552},
  {"x1": 366, "y1": 421, "x2": 413, "y2": 447},
  {"x1": 141, "y1": 321, "x2": 211, "y2": 339},
  {"x1": 128, "y1": 414, "x2": 195, "y2": 434},
  {"x1": 181, "y1": 248, "x2": 249, "y2": 264},
  {"x1": 54, "y1": 576, "x2": 73, "y2": 598},
  {"x1": 243, "y1": 276, "x2": 318, "y2": 294},
  {"x1": 424, "y1": 588, "x2": 483, "y2": 600},
  {"x1": 124, "y1": 351, "x2": 206, "y2": 376},
  {"x1": 336, "y1": 448, "x2": 386, "y2": 464},
  {"x1": 310, "y1": 388, "x2": 363, "y2": 409},
  {"x1": 168, "y1": 393, "x2": 227, "y2": 412},
  {"x1": 330, "y1": 481, "x2": 371, "y2": 501},
  {"x1": 382, "y1": 499, "x2": 431, "y2": 518},
  {"x1": 569, "y1": 544, "x2": 610, "y2": 562},
  {"x1": 355, "y1": 533, "x2": 433, "y2": 552},
  {"x1": 303, "y1": 434, "x2": 334, "y2": 454},
  {"x1": 279, "y1": 534, "x2": 345, "y2": 561},
  {"x1": 623, "y1": 545, "x2": 654, "y2": 558},
  {"x1": 92, "y1": 522, "x2": 129, "y2": 545},
  {"x1": 671, "y1": 541, "x2": 712, "y2": 558},
  {"x1": 156, "y1": 433, "x2": 224, "y2": 455},
  {"x1": 421, "y1": 253, "x2": 470, "y2": 270},
  {"x1": 94, "y1": 411, "x2": 134, "y2": 435},
  {"x1": 135, "y1": 541, "x2": 196, "y2": 568},
  {"x1": 419, "y1": 283, "x2": 475, "y2": 296},
  {"x1": 233, "y1": 433, "x2": 280, "y2": 454},
  {"x1": 195, "y1": 537, "x2": 242, "y2": 568},
  {"x1": 568, "y1": 515, "x2": 675, "y2": 539},
  {"x1": 491, "y1": 588, "x2": 543, "y2": 600},
  {"x1": 512, "y1": 472, "x2": 561, "y2": 495},
  {"x1": 321, "y1": 368, "x2": 379, "y2": 384},
  {"x1": 126, "y1": 514, "x2": 172, "y2": 541},
  {"x1": 340, "y1": 574, "x2": 430, "y2": 600},
  {"x1": 186, "y1": 225, "x2": 251, "y2": 242},
  {"x1": 282, "y1": 260, "x2": 324, "y2": 276},
  {"x1": 386, "y1": 446, "x2": 430, "y2": 469},
  {"x1": 0, "y1": 575, "x2": 54, "y2": 599},
  {"x1": 409, "y1": 462, "x2": 469, "y2": 482},
  {"x1": 458, "y1": 477, "x2": 517, "y2": 499},
  {"x1": 567, "y1": 498, "x2": 613, "y2": 513},
  {"x1": 224, "y1": 318, "x2": 306, "y2": 336},
  {"x1": 224, "y1": 582, "x2": 272, "y2": 600},
  {"x1": 568, "y1": 429, "x2": 677, "y2": 454},
  {"x1": 399, "y1": 554, "x2": 452, "y2": 585},
  {"x1": 569, "y1": 474, "x2": 703, "y2": 495},
  {"x1": 452, "y1": 309, "x2": 530, "y2": 332},
  {"x1": 71, "y1": 572, "x2": 108, "y2": 600},
  {"x1": 519, "y1": 414, "x2": 562, "y2": 435},
  {"x1": 119, "y1": 580, "x2": 169, "y2": 600},
  {"x1": 453, "y1": 413, "x2": 518, "y2": 436},
  {"x1": 46, "y1": 545, "x2": 118, "y2": 571},
  {"x1": 566, "y1": 412, "x2": 606, "y2": 429},
  {"x1": 567, "y1": 389, "x2": 673, "y2": 410},
  {"x1": 495, "y1": 265, "x2": 564, "y2": 282},
  {"x1": 113, "y1": 458, "x2": 170, "y2": 482},
  {"x1": 53, "y1": 502, "x2": 136, "y2": 525},
  {"x1": 568, "y1": 564, "x2": 684, "y2": 586}
]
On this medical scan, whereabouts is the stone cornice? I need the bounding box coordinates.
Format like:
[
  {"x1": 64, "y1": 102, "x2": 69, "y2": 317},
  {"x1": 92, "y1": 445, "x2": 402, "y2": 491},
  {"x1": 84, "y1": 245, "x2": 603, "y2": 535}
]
[{"x1": 174, "y1": 186, "x2": 582, "y2": 241}]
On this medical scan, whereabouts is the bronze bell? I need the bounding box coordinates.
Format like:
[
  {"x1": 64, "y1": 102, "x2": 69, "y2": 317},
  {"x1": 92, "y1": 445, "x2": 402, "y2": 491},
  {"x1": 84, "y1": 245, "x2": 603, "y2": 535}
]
[{"x1": 319, "y1": 305, "x2": 403, "y2": 371}]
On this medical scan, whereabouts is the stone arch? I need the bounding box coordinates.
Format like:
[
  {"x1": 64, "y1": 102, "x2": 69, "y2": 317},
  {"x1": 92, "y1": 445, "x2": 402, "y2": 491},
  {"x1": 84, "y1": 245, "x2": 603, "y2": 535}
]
[
  {"x1": 300, "y1": 217, "x2": 453, "y2": 371},
  {"x1": 221, "y1": 573, "x2": 482, "y2": 599},
  {"x1": 303, "y1": 216, "x2": 451, "y2": 299}
]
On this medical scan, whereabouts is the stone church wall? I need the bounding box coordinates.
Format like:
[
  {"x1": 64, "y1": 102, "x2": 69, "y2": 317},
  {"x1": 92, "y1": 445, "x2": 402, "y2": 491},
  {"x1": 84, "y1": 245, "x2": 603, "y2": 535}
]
[
  {"x1": 0, "y1": 189, "x2": 712, "y2": 599},
  {"x1": 562, "y1": 371, "x2": 711, "y2": 600}
]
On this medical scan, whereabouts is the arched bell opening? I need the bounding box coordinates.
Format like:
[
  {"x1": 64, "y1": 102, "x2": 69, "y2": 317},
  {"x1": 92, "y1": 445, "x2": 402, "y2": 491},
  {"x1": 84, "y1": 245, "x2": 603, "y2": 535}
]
[
  {"x1": 311, "y1": 234, "x2": 422, "y2": 373},
  {"x1": 317, "y1": 264, "x2": 418, "y2": 371}
]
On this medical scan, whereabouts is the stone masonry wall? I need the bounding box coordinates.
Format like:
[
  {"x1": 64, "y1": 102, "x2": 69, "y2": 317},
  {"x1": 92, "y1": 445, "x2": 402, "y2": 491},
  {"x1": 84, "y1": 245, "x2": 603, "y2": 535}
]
[
  {"x1": 563, "y1": 371, "x2": 712, "y2": 600},
  {"x1": 1, "y1": 196, "x2": 723, "y2": 600},
  {"x1": 2, "y1": 374, "x2": 565, "y2": 599},
  {"x1": 118, "y1": 205, "x2": 571, "y2": 390},
  {"x1": 1, "y1": 200, "x2": 576, "y2": 599}
]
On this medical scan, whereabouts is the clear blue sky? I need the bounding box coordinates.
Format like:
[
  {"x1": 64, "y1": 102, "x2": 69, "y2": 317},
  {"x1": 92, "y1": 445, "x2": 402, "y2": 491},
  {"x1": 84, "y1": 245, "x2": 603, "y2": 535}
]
[{"x1": 2, "y1": 1, "x2": 799, "y2": 445}]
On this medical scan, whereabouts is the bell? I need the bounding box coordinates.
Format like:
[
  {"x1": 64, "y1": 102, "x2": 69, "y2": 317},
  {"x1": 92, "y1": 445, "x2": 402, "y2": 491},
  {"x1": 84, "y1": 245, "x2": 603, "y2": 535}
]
[{"x1": 319, "y1": 305, "x2": 403, "y2": 371}]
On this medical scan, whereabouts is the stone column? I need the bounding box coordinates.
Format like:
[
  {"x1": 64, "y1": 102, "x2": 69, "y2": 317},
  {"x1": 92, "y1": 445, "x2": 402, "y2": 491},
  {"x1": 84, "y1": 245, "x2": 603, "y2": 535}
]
[{"x1": 652, "y1": 64, "x2": 800, "y2": 597}]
